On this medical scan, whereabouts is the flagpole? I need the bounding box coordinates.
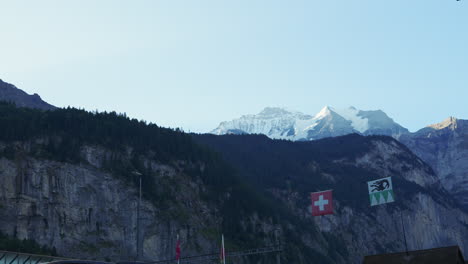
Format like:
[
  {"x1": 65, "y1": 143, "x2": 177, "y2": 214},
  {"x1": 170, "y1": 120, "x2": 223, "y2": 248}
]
[
  {"x1": 400, "y1": 210, "x2": 409, "y2": 255},
  {"x1": 177, "y1": 234, "x2": 180, "y2": 264},
  {"x1": 222, "y1": 234, "x2": 226, "y2": 264}
]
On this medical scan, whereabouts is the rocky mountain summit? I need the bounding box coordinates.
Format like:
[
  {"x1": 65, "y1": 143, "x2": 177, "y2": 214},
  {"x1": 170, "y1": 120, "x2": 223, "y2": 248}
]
[
  {"x1": 0, "y1": 79, "x2": 55, "y2": 110},
  {"x1": 400, "y1": 117, "x2": 468, "y2": 210},
  {"x1": 211, "y1": 106, "x2": 408, "y2": 140}
]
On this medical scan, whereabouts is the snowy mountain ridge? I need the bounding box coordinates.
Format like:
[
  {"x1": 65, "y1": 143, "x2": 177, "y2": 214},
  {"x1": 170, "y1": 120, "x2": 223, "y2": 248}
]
[{"x1": 211, "y1": 106, "x2": 409, "y2": 140}]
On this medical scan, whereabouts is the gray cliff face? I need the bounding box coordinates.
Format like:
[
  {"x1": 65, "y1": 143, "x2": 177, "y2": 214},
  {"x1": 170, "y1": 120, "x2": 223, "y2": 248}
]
[
  {"x1": 274, "y1": 185, "x2": 468, "y2": 264},
  {"x1": 0, "y1": 79, "x2": 55, "y2": 110},
  {"x1": 320, "y1": 139, "x2": 468, "y2": 263},
  {"x1": 354, "y1": 140, "x2": 437, "y2": 188},
  {"x1": 312, "y1": 192, "x2": 468, "y2": 264},
  {"x1": 293, "y1": 141, "x2": 468, "y2": 263},
  {"x1": 0, "y1": 143, "x2": 221, "y2": 261},
  {"x1": 400, "y1": 117, "x2": 468, "y2": 210}
]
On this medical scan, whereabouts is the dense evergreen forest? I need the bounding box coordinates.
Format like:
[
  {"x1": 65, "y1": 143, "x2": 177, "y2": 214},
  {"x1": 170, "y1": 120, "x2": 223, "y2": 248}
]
[{"x1": 0, "y1": 102, "x2": 206, "y2": 163}]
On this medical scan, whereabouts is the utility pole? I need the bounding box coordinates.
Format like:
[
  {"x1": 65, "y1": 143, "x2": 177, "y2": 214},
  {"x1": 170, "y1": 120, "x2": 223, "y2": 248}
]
[
  {"x1": 221, "y1": 234, "x2": 226, "y2": 264},
  {"x1": 133, "y1": 171, "x2": 143, "y2": 261},
  {"x1": 275, "y1": 229, "x2": 281, "y2": 264},
  {"x1": 400, "y1": 211, "x2": 409, "y2": 256}
]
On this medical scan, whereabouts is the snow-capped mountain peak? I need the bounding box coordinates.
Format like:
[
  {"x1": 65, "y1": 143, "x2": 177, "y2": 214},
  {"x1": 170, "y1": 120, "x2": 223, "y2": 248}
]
[
  {"x1": 314, "y1": 106, "x2": 333, "y2": 119},
  {"x1": 211, "y1": 107, "x2": 311, "y2": 139},
  {"x1": 211, "y1": 106, "x2": 409, "y2": 141}
]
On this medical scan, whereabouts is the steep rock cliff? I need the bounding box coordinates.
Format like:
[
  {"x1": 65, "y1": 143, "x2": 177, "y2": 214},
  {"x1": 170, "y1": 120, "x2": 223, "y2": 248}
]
[{"x1": 0, "y1": 143, "x2": 220, "y2": 261}]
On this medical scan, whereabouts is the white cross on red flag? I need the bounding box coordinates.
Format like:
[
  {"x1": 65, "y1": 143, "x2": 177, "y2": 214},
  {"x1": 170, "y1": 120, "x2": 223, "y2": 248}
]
[{"x1": 311, "y1": 190, "x2": 333, "y2": 216}]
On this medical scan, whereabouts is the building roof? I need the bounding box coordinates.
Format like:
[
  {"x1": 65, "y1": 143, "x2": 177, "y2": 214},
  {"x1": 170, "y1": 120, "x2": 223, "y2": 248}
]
[{"x1": 363, "y1": 246, "x2": 465, "y2": 264}]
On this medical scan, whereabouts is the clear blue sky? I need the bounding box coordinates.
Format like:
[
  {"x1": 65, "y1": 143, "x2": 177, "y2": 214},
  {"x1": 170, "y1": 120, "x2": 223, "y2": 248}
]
[{"x1": 0, "y1": 0, "x2": 466, "y2": 132}]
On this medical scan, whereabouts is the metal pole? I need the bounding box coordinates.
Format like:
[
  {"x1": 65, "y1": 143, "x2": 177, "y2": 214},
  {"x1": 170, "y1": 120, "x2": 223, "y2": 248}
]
[
  {"x1": 275, "y1": 229, "x2": 281, "y2": 264},
  {"x1": 137, "y1": 174, "x2": 142, "y2": 260},
  {"x1": 400, "y1": 211, "x2": 409, "y2": 256},
  {"x1": 222, "y1": 234, "x2": 226, "y2": 264},
  {"x1": 177, "y1": 234, "x2": 180, "y2": 264}
]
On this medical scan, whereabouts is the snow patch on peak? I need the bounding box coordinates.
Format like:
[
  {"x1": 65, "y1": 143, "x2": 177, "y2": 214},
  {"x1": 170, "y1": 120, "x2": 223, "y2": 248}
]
[
  {"x1": 294, "y1": 117, "x2": 319, "y2": 140},
  {"x1": 315, "y1": 106, "x2": 333, "y2": 119},
  {"x1": 333, "y1": 107, "x2": 369, "y2": 133}
]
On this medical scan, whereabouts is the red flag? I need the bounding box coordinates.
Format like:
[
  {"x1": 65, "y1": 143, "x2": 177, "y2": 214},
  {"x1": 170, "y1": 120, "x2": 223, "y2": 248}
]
[
  {"x1": 311, "y1": 190, "x2": 333, "y2": 216},
  {"x1": 175, "y1": 237, "x2": 181, "y2": 261}
]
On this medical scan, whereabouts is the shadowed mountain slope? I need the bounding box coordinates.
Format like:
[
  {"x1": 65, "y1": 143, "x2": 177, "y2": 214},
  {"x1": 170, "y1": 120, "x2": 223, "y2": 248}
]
[
  {"x1": 400, "y1": 117, "x2": 468, "y2": 210},
  {"x1": 0, "y1": 79, "x2": 55, "y2": 110}
]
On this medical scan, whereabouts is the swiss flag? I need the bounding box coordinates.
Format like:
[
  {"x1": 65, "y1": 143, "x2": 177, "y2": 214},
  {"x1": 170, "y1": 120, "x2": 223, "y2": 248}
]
[{"x1": 311, "y1": 190, "x2": 333, "y2": 216}]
